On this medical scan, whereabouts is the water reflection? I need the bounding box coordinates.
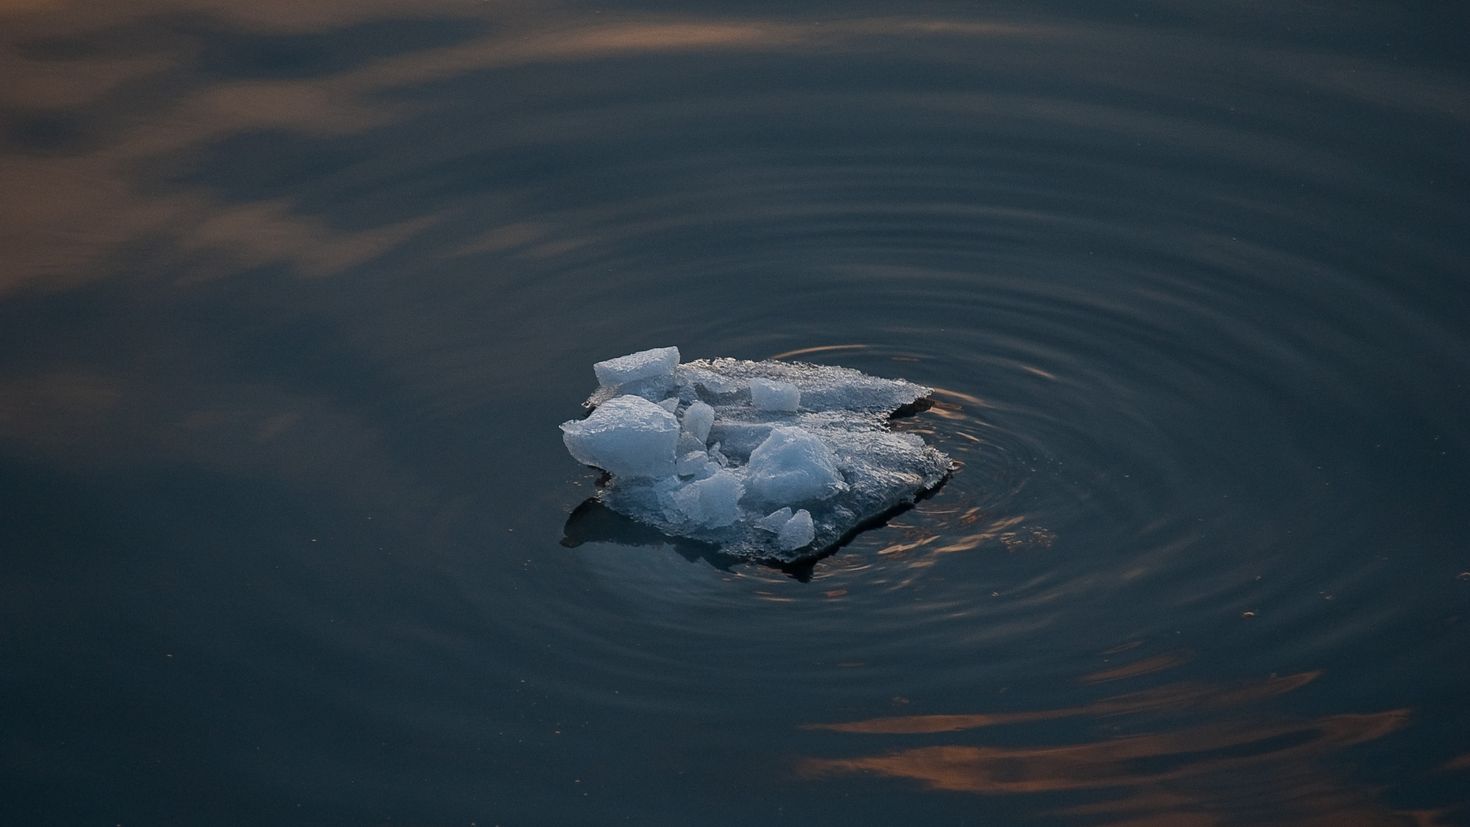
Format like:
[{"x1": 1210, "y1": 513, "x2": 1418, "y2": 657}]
[
  {"x1": 4, "y1": 0, "x2": 1468, "y2": 823},
  {"x1": 561, "y1": 498, "x2": 737, "y2": 570},
  {"x1": 9, "y1": 4, "x2": 1463, "y2": 294},
  {"x1": 801, "y1": 669, "x2": 1436, "y2": 825}
]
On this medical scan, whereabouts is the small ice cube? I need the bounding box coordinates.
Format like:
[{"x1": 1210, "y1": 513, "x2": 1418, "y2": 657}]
[
  {"x1": 749, "y1": 378, "x2": 800, "y2": 412},
  {"x1": 744, "y1": 426, "x2": 844, "y2": 505},
  {"x1": 777, "y1": 509, "x2": 815, "y2": 550},
  {"x1": 560, "y1": 395, "x2": 679, "y2": 478},
  {"x1": 756, "y1": 507, "x2": 794, "y2": 533},
  {"x1": 681, "y1": 400, "x2": 715, "y2": 443},
  {"x1": 593, "y1": 346, "x2": 680, "y2": 389}
]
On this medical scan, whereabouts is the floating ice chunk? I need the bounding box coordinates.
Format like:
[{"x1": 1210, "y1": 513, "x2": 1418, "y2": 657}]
[
  {"x1": 560, "y1": 395, "x2": 678, "y2": 478},
  {"x1": 744, "y1": 426, "x2": 845, "y2": 506},
  {"x1": 669, "y1": 469, "x2": 743, "y2": 528},
  {"x1": 563, "y1": 349, "x2": 951, "y2": 562},
  {"x1": 756, "y1": 507, "x2": 794, "y2": 534},
  {"x1": 777, "y1": 509, "x2": 815, "y2": 551},
  {"x1": 681, "y1": 400, "x2": 715, "y2": 443},
  {"x1": 594, "y1": 346, "x2": 680, "y2": 390},
  {"x1": 750, "y1": 378, "x2": 800, "y2": 412}
]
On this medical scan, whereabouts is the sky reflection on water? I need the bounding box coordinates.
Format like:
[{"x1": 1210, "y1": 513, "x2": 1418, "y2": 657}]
[
  {"x1": 3, "y1": 1, "x2": 1469, "y2": 824},
  {"x1": 800, "y1": 669, "x2": 1436, "y2": 825}
]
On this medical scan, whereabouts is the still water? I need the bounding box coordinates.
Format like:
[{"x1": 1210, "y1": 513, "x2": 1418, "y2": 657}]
[{"x1": 3, "y1": 1, "x2": 1468, "y2": 824}]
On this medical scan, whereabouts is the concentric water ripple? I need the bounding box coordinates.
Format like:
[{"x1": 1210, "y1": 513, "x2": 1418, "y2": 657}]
[{"x1": 4, "y1": 2, "x2": 1468, "y2": 824}]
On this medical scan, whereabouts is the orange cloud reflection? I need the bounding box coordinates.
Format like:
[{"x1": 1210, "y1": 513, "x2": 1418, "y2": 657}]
[
  {"x1": 798, "y1": 671, "x2": 1446, "y2": 825},
  {"x1": 803, "y1": 711, "x2": 1408, "y2": 794},
  {"x1": 806, "y1": 672, "x2": 1319, "y2": 735},
  {"x1": 1081, "y1": 652, "x2": 1191, "y2": 685},
  {"x1": 0, "y1": 3, "x2": 1066, "y2": 297}
]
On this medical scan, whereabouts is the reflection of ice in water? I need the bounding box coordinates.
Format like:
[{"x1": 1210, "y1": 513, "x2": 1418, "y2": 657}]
[{"x1": 561, "y1": 347, "x2": 952, "y2": 562}]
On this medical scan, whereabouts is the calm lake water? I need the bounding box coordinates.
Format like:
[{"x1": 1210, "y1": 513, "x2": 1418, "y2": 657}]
[{"x1": 4, "y1": 1, "x2": 1469, "y2": 824}]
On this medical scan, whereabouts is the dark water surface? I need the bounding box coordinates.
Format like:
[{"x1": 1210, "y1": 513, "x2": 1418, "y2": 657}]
[{"x1": 4, "y1": 1, "x2": 1469, "y2": 824}]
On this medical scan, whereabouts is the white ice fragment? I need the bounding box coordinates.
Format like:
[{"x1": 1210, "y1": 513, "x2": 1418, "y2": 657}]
[
  {"x1": 681, "y1": 400, "x2": 715, "y2": 444},
  {"x1": 756, "y1": 507, "x2": 794, "y2": 534},
  {"x1": 744, "y1": 426, "x2": 844, "y2": 505},
  {"x1": 593, "y1": 346, "x2": 680, "y2": 389},
  {"x1": 777, "y1": 509, "x2": 815, "y2": 550},
  {"x1": 657, "y1": 397, "x2": 680, "y2": 413},
  {"x1": 560, "y1": 395, "x2": 679, "y2": 478},
  {"x1": 749, "y1": 378, "x2": 800, "y2": 412},
  {"x1": 670, "y1": 469, "x2": 744, "y2": 528}
]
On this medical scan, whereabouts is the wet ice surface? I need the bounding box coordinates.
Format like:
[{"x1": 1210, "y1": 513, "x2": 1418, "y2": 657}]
[{"x1": 562, "y1": 348, "x2": 953, "y2": 562}]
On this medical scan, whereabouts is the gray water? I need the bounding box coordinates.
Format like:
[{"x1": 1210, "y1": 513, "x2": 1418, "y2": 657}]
[{"x1": 3, "y1": 2, "x2": 1469, "y2": 824}]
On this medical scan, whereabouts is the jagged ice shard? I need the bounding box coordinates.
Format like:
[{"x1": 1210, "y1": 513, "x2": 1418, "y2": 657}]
[{"x1": 561, "y1": 347, "x2": 953, "y2": 562}]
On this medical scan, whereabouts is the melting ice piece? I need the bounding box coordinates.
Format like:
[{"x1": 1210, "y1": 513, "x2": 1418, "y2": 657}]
[
  {"x1": 593, "y1": 346, "x2": 681, "y2": 398},
  {"x1": 681, "y1": 400, "x2": 715, "y2": 443},
  {"x1": 562, "y1": 348, "x2": 952, "y2": 562},
  {"x1": 669, "y1": 469, "x2": 744, "y2": 528},
  {"x1": 744, "y1": 426, "x2": 844, "y2": 506},
  {"x1": 756, "y1": 507, "x2": 794, "y2": 534},
  {"x1": 777, "y1": 509, "x2": 815, "y2": 551},
  {"x1": 594, "y1": 346, "x2": 680, "y2": 388},
  {"x1": 560, "y1": 395, "x2": 678, "y2": 478}
]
